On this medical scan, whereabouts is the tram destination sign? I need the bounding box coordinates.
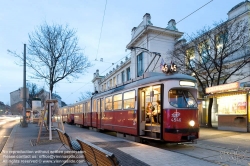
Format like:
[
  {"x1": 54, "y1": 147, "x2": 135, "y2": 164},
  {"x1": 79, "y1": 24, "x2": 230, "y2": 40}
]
[
  {"x1": 205, "y1": 82, "x2": 239, "y2": 94},
  {"x1": 161, "y1": 60, "x2": 177, "y2": 74}
]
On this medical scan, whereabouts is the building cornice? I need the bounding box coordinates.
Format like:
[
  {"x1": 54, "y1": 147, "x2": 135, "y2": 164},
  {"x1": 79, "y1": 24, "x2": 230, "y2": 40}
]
[{"x1": 126, "y1": 25, "x2": 183, "y2": 49}]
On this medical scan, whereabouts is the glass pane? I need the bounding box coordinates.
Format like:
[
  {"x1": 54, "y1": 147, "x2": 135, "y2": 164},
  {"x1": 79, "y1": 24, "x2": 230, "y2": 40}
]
[
  {"x1": 169, "y1": 89, "x2": 197, "y2": 108},
  {"x1": 113, "y1": 94, "x2": 122, "y2": 101},
  {"x1": 101, "y1": 99, "x2": 104, "y2": 112},
  {"x1": 124, "y1": 99, "x2": 135, "y2": 109},
  {"x1": 124, "y1": 90, "x2": 135, "y2": 99},
  {"x1": 93, "y1": 100, "x2": 97, "y2": 112},
  {"x1": 105, "y1": 96, "x2": 112, "y2": 110},
  {"x1": 87, "y1": 102, "x2": 90, "y2": 112},
  {"x1": 114, "y1": 101, "x2": 122, "y2": 109},
  {"x1": 97, "y1": 100, "x2": 100, "y2": 112}
]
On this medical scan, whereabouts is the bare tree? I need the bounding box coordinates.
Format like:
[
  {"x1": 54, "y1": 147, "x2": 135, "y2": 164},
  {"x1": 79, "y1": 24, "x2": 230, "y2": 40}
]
[
  {"x1": 9, "y1": 23, "x2": 92, "y2": 98},
  {"x1": 79, "y1": 91, "x2": 93, "y2": 101},
  {"x1": 26, "y1": 82, "x2": 39, "y2": 108},
  {"x1": 171, "y1": 18, "x2": 250, "y2": 127}
]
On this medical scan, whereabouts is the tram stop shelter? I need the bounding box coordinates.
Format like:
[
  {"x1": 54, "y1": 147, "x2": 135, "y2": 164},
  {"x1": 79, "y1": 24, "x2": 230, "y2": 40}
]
[{"x1": 205, "y1": 82, "x2": 250, "y2": 132}]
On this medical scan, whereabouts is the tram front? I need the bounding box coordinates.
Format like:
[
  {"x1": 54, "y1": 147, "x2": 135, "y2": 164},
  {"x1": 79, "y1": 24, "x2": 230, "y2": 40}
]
[{"x1": 163, "y1": 80, "x2": 199, "y2": 142}]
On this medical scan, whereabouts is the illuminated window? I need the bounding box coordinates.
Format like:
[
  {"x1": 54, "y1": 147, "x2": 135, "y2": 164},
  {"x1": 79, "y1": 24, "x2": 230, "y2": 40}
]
[
  {"x1": 179, "y1": 81, "x2": 195, "y2": 87},
  {"x1": 93, "y1": 100, "x2": 97, "y2": 112},
  {"x1": 75, "y1": 105, "x2": 78, "y2": 113},
  {"x1": 87, "y1": 102, "x2": 90, "y2": 113},
  {"x1": 81, "y1": 104, "x2": 85, "y2": 113},
  {"x1": 124, "y1": 90, "x2": 135, "y2": 109},
  {"x1": 82, "y1": 104, "x2": 85, "y2": 114},
  {"x1": 217, "y1": 94, "x2": 246, "y2": 115},
  {"x1": 70, "y1": 107, "x2": 74, "y2": 114},
  {"x1": 186, "y1": 48, "x2": 195, "y2": 68},
  {"x1": 105, "y1": 96, "x2": 112, "y2": 111},
  {"x1": 97, "y1": 99, "x2": 100, "y2": 113},
  {"x1": 101, "y1": 99, "x2": 104, "y2": 113},
  {"x1": 113, "y1": 94, "x2": 122, "y2": 110}
]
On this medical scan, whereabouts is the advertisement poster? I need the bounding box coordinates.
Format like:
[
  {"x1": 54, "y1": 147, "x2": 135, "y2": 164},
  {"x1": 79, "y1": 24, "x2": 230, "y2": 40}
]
[{"x1": 217, "y1": 94, "x2": 246, "y2": 115}]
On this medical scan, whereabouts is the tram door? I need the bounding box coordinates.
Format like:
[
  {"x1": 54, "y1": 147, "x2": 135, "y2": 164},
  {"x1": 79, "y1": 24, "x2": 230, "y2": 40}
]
[
  {"x1": 139, "y1": 85, "x2": 162, "y2": 136},
  {"x1": 138, "y1": 89, "x2": 146, "y2": 135}
]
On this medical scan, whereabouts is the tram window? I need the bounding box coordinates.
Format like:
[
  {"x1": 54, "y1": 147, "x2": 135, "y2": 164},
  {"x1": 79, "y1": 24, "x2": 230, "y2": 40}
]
[
  {"x1": 101, "y1": 99, "x2": 104, "y2": 112},
  {"x1": 97, "y1": 99, "x2": 100, "y2": 112},
  {"x1": 80, "y1": 104, "x2": 84, "y2": 113},
  {"x1": 105, "y1": 96, "x2": 112, "y2": 111},
  {"x1": 93, "y1": 100, "x2": 97, "y2": 112},
  {"x1": 87, "y1": 102, "x2": 90, "y2": 113},
  {"x1": 75, "y1": 106, "x2": 78, "y2": 113},
  {"x1": 169, "y1": 89, "x2": 197, "y2": 108},
  {"x1": 124, "y1": 90, "x2": 135, "y2": 109},
  {"x1": 82, "y1": 103, "x2": 85, "y2": 114},
  {"x1": 113, "y1": 94, "x2": 122, "y2": 110},
  {"x1": 70, "y1": 107, "x2": 74, "y2": 114}
]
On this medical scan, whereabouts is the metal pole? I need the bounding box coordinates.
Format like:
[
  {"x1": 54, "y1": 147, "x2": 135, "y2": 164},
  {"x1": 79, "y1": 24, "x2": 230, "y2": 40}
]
[
  {"x1": 22, "y1": 44, "x2": 28, "y2": 127},
  {"x1": 49, "y1": 92, "x2": 52, "y2": 140}
]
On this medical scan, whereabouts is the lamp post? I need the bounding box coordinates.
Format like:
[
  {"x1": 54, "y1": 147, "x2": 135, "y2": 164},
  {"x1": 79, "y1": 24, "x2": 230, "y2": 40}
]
[{"x1": 21, "y1": 44, "x2": 28, "y2": 127}]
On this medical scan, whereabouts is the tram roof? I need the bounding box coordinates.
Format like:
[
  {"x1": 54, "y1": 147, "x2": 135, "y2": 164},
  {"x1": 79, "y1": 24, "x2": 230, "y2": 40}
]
[{"x1": 93, "y1": 72, "x2": 196, "y2": 98}]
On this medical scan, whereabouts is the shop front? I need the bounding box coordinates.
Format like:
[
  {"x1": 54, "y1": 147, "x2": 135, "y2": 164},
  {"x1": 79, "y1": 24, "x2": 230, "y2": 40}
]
[{"x1": 206, "y1": 82, "x2": 250, "y2": 132}]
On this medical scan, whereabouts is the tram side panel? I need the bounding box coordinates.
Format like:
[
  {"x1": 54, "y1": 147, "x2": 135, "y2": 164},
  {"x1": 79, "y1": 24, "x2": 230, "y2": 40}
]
[
  {"x1": 67, "y1": 114, "x2": 74, "y2": 124},
  {"x1": 62, "y1": 114, "x2": 67, "y2": 123},
  {"x1": 91, "y1": 112, "x2": 98, "y2": 127},
  {"x1": 101, "y1": 111, "x2": 113, "y2": 130},
  {"x1": 112, "y1": 110, "x2": 137, "y2": 135},
  {"x1": 86, "y1": 112, "x2": 91, "y2": 126},
  {"x1": 97, "y1": 111, "x2": 101, "y2": 129},
  {"x1": 74, "y1": 113, "x2": 84, "y2": 125}
]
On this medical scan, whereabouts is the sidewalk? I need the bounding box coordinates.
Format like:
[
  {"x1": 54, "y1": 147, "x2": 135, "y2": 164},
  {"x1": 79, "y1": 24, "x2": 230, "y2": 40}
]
[{"x1": 0, "y1": 122, "x2": 219, "y2": 166}]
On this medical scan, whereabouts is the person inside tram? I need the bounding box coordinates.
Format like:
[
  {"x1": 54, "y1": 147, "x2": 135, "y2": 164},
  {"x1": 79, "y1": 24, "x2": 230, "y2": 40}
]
[
  {"x1": 152, "y1": 100, "x2": 161, "y2": 123},
  {"x1": 146, "y1": 102, "x2": 154, "y2": 123}
]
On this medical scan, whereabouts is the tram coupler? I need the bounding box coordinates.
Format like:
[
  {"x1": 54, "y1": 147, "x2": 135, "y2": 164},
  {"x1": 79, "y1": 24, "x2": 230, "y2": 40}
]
[{"x1": 187, "y1": 135, "x2": 196, "y2": 142}]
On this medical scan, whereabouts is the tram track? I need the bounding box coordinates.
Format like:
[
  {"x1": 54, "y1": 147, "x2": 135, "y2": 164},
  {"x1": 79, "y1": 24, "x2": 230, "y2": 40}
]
[
  {"x1": 149, "y1": 141, "x2": 250, "y2": 166},
  {"x1": 89, "y1": 126, "x2": 250, "y2": 166}
]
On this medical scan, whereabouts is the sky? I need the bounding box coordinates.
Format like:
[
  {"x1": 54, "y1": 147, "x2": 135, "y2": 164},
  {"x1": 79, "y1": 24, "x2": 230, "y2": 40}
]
[{"x1": 0, "y1": 0, "x2": 243, "y2": 105}]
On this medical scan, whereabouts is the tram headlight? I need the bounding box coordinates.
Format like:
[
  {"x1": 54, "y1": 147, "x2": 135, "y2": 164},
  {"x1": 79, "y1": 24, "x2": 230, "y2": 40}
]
[{"x1": 189, "y1": 120, "x2": 195, "y2": 127}]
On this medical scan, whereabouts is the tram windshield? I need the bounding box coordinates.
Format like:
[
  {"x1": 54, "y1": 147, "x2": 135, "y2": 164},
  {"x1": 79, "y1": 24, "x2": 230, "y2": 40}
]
[{"x1": 168, "y1": 89, "x2": 197, "y2": 108}]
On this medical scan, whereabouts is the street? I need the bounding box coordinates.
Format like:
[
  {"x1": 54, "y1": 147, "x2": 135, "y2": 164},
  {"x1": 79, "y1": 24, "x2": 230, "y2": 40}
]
[{"x1": 0, "y1": 116, "x2": 19, "y2": 153}]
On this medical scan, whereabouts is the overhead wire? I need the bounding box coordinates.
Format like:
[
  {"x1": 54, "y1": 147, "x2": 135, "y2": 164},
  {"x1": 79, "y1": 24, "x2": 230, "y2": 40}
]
[
  {"x1": 64, "y1": 52, "x2": 131, "y2": 100},
  {"x1": 147, "y1": 0, "x2": 213, "y2": 43},
  {"x1": 63, "y1": 0, "x2": 213, "y2": 102},
  {"x1": 95, "y1": 0, "x2": 108, "y2": 60}
]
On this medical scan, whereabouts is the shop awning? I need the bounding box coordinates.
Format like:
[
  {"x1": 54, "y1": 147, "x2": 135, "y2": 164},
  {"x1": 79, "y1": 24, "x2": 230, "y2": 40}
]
[{"x1": 206, "y1": 90, "x2": 249, "y2": 98}]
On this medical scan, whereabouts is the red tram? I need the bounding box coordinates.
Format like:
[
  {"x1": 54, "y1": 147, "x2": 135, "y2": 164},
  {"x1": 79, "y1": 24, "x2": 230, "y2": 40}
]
[{"x1": 59, "y1": 72, "x2": 199, "y2": 142}]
